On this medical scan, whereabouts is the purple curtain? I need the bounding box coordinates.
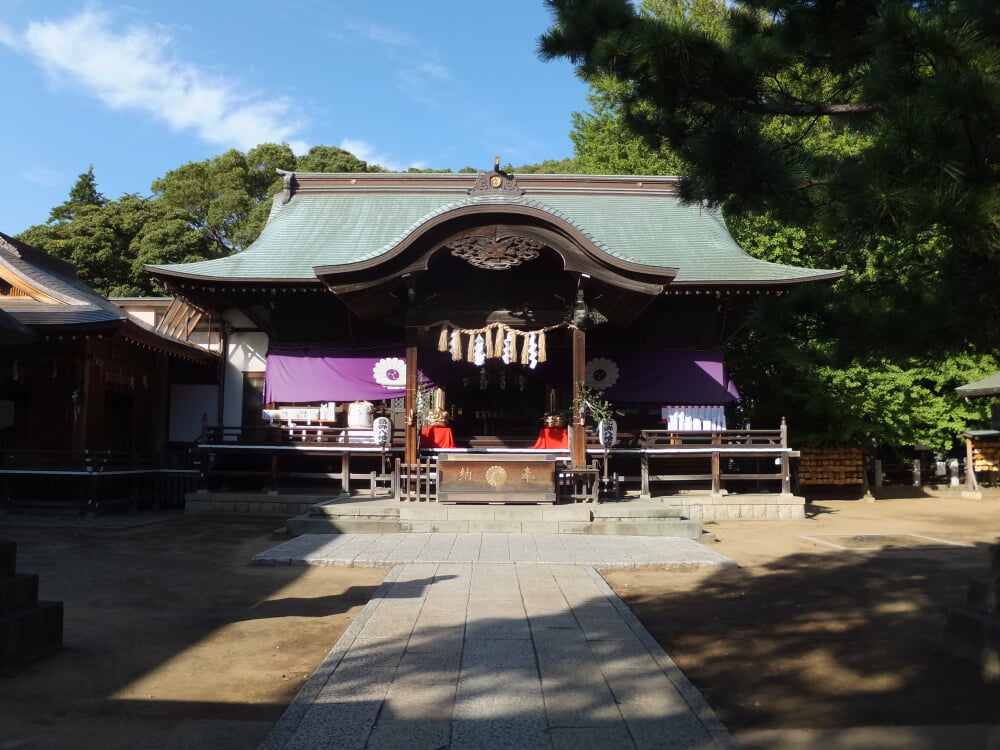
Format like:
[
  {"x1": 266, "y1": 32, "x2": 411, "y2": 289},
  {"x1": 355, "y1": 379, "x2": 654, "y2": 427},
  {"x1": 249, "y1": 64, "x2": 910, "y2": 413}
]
[
  {"x1": 264, "y1": 346, "x2": 738, "y2": 405},
  {"x1": 265, "y1": 348, "x2": 415, "y2": 403},
  {"x1": 588, "y1": 349, "x2": 739, "y2": 404}
]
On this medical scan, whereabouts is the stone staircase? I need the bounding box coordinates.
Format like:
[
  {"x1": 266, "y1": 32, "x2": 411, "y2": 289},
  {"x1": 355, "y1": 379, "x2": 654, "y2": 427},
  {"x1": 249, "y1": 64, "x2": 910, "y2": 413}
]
[
  {"x1": 0, "y1": 539, "x2": 63, "y2": 671},
  {"x1": 285, "y1": 497, "x2": 703, "y2": 539}
]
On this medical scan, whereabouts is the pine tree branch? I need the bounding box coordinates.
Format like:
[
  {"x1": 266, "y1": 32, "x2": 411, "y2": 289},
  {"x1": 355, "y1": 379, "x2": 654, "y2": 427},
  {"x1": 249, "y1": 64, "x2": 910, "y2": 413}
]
[{"x1": 745, "y1": 102, "x2": 877, "y2": 116}]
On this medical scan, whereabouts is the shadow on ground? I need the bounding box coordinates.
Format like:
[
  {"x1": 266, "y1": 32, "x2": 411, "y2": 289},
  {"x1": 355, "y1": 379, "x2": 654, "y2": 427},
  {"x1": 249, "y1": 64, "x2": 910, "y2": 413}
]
[
  {"x1": 605, "y1": 540, "x2": 1000, "y2": 731},
  {"x1": 0, "y1": 516, "x2": 387, "y2": 750}
]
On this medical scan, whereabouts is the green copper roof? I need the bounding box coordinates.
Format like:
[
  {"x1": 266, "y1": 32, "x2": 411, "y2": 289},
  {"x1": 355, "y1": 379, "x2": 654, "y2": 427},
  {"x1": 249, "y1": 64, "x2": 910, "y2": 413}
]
[
  {"x1": 956, "y1": 371, "x2": 1000, "y2": 398},
  {"x1": 149, "y1": 173, "x2": 842, "y2": 285}
]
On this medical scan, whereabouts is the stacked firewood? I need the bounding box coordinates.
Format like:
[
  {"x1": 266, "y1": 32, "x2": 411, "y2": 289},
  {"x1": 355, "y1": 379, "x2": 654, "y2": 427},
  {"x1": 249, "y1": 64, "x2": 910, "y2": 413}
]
[
  {"x1": 970, "y1": 440, "x2": 1000, "y2": 472},
  {"x1": 798, "y1": 446, "x2": 865, "y2": 485}
]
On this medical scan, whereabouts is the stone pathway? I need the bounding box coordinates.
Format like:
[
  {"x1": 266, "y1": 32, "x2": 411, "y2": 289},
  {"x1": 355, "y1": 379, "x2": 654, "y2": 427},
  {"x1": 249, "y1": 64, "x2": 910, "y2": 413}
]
[{"x1": 257, "y1": 536, "x2": 738, "y2": 750}]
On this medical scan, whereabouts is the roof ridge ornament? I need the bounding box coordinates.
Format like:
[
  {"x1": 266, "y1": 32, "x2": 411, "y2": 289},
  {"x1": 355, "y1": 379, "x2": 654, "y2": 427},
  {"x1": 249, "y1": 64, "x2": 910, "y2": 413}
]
[
  {"x1": 0, "y1": 233, "x2": 23, "y2": 259},
  {"x1": 276, "y1": 169, "x2": 296, "y2": 204},
  {"x1": 469, "y1": 156, "x2": 525, "y2": 196}
]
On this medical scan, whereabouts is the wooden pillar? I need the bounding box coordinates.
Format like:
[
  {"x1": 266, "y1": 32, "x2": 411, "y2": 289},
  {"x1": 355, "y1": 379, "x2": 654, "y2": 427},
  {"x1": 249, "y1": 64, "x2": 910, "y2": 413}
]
[
  {"x1": 780, "y1": 453, "x2": 791, "y2": 495},
  {"x1": 83, "y1": 349, "x2": 105, "y2": 452},
  {"x1": 779, "y1": 416, "x2": 791, "y2": 495},
  {"x1": 341, "y1": 451, "x2": 351, "y2": 494},
  {"x1": 571, "y1": 326, "x2": 586, "y2": 467},
  {"x1": 268, "y1": 453, "x2": 279, "y2": 493},
  {"x1": 711, "y1": 451, "x2": 721, "y2": 495},
  {"x1": 640, "y1": 451, "x2": 650, "y2": 499},
  {"x1": 74, "y1": 341, "x2": 95, "y2": 453},
  {"x1": 404, "y1": 327, "x2": 419, "y2": 466}
]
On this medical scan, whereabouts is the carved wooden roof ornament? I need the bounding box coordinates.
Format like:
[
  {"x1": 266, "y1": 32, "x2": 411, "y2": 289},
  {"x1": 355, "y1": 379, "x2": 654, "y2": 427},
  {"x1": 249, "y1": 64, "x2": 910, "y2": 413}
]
[
  {"x1": 468, "y1": 156, "x2": 525, "y2": 196},
  {"x1": 448, "y1": 235, "x2": 544, "y2": 270}
]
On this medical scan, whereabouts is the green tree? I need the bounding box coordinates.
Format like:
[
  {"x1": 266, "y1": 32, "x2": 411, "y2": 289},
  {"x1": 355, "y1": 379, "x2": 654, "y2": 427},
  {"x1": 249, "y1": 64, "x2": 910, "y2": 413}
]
[
  {"x1": 295, "y1": 145, "x2": 373, "y2": 173},
  {"x1": 48, "y1": 165, "x2": 105, "y2": 223},
  {"x1": 507, "y1": 157, "x2": 580, "y2": 174},
  {"x1": 548, "y1": 0, "x2": 1000, "y2": 450},
  {"x1": 152, "y1": 143, "x2": 297, "y2": 255},
  {"x1": 570, "y1": 81, "x2": 680, "y2": 175},
  {"x1": 16, "y1": 143, "x2": 381, "y2": 296},
  {"x1": 18, "y1": 195, "x2": 219, "y2": 297},
  {"x1": 152, "y1": 143, "x2": 381, "y2": 255},
  {"x1": 539, "y1": 0, "x2": 1000, "y2": 343},
  {"x1": 560, "y1": 1, "x2": 728, "y2": 175},
  {"x1": 540, "y1": 0, "x2": 1000, "y2": 244}
]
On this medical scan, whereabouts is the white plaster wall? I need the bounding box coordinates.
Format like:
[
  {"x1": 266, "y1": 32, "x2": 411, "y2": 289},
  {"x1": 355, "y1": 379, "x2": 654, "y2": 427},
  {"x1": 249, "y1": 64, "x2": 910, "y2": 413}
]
[
  {"x1": 125, "y1": 309, "x2": 157, "y2": 326},
  {"x1": 223, "y1": 310, "x2": 268, "y2": 427},
  {"x1": 169, "y1": 384, "x2": 218, "y2": 442}
]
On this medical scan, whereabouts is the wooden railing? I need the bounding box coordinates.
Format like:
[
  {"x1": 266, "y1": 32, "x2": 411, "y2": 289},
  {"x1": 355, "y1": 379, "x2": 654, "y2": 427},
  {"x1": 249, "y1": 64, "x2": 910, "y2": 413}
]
[
  {"x1": 201, "y1": 423, "x2": 404, "y2": 446},
  {"x1": 192, "y1": 420, "x2": 795, "y2": 500},
  {"x1": 397, "y1": 457, "x2": 437, "y2": 502},
  {"x1": 638, "y1": 424, "x2": 787, "y2": 448},
  {"x1": 0, "y1": 449, "x2": 198, "y2": 511},
  {"x1": 195, "y1": 425, "x2": 400, "y2": 495},
  {"x1": 602, "y1": 422, "x2": 794, "y2": 497}
]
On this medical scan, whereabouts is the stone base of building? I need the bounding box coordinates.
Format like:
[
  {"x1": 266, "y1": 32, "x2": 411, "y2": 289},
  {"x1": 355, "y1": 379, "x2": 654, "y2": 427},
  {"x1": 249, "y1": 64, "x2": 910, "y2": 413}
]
[
  {"x1": 658, "y1": 493, "x2": 807, "y2": 520},
  {"x1": 184, "y1": 491, "x2": 325, "y2": 517}
]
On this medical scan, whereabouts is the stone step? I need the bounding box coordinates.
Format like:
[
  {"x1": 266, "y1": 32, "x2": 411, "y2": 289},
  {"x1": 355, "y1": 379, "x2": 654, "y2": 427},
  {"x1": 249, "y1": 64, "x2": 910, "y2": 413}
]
[
  {"x1": 563, "y1": 519, "x2": 703, "y2": 539},
  {"x1": 592, "y1": 505, "x2": 684, "y2": 520},
  {"x1": 0, "y1": 574, "x2": 39, "y2": 616},
  {"x1": 285, "y1": 514, "x2": 701, "y2": 538},
  {"x1": 286, "y1": 517, "x2": 402, "y2": 535},
  {"x1": 0, "y1": 600, "x2": 64, "y2": 671},
  {"x1": 311, "y1": 502, "x2": 684, "y2": 521},
  {"x1": 310, "y1": 504, "x2": 401, "y2": 519}
]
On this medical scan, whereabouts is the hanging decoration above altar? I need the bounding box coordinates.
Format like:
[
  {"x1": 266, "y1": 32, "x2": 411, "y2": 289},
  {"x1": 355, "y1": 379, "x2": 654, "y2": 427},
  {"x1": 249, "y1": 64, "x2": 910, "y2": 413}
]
[{"x1": 435, "y1": 322, "x2": 560, "y2": 370}]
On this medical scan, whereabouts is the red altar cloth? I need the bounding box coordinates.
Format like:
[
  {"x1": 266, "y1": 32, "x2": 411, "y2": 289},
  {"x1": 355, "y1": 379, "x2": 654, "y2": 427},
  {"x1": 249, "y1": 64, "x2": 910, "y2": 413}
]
[
  {"x1": 420, "y1": 425, "x2": 455, "y2": 448},
  {"x1": 532, "y1": 427, "x2": 568, "y2": 449}
]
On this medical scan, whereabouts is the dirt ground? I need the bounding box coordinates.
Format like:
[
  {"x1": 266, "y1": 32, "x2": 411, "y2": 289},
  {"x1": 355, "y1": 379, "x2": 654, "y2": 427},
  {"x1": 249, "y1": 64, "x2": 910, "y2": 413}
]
[
  {"x1": 0, "y1": 516, "x2": 388, "y2": 750},
  {"x1": 0, "y1": 495, "x2": 998, "y2": 750},
  {"x1": 603, "y1": 492, "x2": 1000, "y2": 742}
]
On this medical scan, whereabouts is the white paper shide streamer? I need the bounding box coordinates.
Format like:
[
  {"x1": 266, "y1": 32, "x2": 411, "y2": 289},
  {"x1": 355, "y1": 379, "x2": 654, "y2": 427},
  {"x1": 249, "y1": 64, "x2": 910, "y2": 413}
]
[
  {"x1": 473, "y1": 333, "x2": 486, "y2": 366},
  {"x1": 502, "y1": 330, "x2": 514, "y2": 365}
]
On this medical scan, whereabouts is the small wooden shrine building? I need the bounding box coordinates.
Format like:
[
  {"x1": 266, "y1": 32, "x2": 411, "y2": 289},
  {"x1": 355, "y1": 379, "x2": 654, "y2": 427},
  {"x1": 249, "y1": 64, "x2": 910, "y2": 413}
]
[
  {"x1": 148, "y1": 167, "x2": 842, "y2": 502},
  {"x1": 0, "y1": 232, "x2": 215, "y2": 508},
  {"x1": 956, "y1": 372, "x2": 1000, "y2": 491}
]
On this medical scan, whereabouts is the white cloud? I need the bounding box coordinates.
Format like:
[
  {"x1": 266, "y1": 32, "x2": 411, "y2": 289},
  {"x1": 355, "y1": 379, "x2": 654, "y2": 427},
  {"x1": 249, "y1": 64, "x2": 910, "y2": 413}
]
[
  {"x1": 15, "y1": 9, "x2": 305, "y2": 151},
  {"x1": 339, "y1": 138, "x2": 427, "y2": 173},
  {"x1": 341, "y1": 22, "x2": 416, "y2": 48},
  {"x1": 416, "y1": 59, "x2": 449, "y2": 82},
  {"x1": 335, "y1": 19, "x2": 450, "y2": 109},
  {"x1": 0, "y1": 20, "x2": 19, "y2": 49},
  {"x1": 17, "y1": 163, "x2": 66, "y2": 188}
]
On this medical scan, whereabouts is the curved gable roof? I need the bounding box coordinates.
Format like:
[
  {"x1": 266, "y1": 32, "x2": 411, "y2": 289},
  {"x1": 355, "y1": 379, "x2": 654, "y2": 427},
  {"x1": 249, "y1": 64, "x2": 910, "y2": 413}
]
[{"x1": 148, "y1": 173, "x2": 843, "y2": 286}]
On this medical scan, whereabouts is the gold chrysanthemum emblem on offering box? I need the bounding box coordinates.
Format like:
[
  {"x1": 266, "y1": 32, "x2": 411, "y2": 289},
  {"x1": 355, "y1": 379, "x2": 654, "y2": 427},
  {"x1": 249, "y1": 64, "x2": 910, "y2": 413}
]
[{"x1": 485, "y1": 465, "x2": 508, "y2": 487}]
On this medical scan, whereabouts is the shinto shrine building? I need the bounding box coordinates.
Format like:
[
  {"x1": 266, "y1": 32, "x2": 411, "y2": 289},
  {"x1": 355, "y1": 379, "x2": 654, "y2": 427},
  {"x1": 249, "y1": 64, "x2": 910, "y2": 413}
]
[{"x1": 148, "y1": 167, "x2": 842, "y2": 518}]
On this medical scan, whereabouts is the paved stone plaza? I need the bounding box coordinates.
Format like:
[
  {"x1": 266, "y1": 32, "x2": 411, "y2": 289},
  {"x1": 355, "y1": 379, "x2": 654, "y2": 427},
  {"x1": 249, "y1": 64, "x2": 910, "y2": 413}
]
[{"x1": 256, "y1": 535, "x2": 738, "y2": 750}]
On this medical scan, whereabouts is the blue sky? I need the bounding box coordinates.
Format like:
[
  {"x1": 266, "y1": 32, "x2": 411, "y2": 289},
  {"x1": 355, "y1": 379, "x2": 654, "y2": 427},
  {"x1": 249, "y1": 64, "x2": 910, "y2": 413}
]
[{"x1": 0, "y1": 1, "x2": 590, "y2": 234}]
